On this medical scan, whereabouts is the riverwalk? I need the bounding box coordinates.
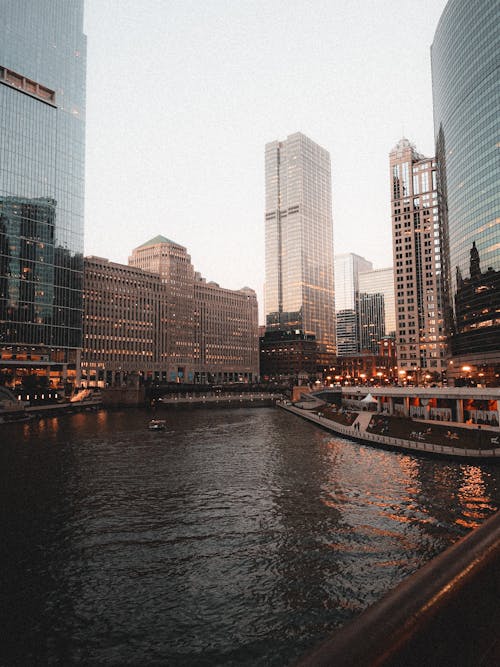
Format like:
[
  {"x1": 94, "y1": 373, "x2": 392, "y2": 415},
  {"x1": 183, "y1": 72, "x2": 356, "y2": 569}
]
[
  {"x1": 279, "y1": 402, "x2": 500, "y2": 460},
  {"x1": 156, "y1": 392, "x2": 283, "y2": 407}
]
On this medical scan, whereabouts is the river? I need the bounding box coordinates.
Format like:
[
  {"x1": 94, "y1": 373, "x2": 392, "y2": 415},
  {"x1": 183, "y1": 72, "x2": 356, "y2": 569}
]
[{"x1": 1, "y1": 406, "x2": 499, "y2": 665}]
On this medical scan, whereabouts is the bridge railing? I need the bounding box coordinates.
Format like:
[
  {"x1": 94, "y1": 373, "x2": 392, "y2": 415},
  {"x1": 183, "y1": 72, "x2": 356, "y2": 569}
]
[{"x1": 294, "y1": 509, "x2": 500, "y2": 666}]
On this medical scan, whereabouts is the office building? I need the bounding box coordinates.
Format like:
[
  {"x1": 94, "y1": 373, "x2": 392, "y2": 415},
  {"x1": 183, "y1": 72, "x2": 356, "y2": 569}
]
[
  {"x1": 358, "y1": 293, "x2": 385, "y2": 354},
  {"x1": 334, "y1": 253, "x2": 373, "y2": 355},
  {"x1": 83, "y1": 238, "x2": 259, "y2": 385},
  {"x1": 193, "y1": 277, "x2": 258, "y2": 384},
  {"x1": 82, "y1": 256, "x2": 165, "y2": 387},
  {"x1": 129, "y1": 236, "x2": 195, "y2": 378},
  {"x1": 432, "y1": 0, "x2": 499, "y2": 386},
  {"x1": 259, "y1": 330, "x2": 317, "y2": 382},
  {"x1": 264, "y1": 132, "x2": 336, "y2": 358},
  {"x1": 390, "y1": 138, "x2": 446, "y2": 382},
  {"x1": 0, "y1": 0, "x2": 86, "y2": 391},
  {"x1": 358, "y1": 267, "x2": 396, "y2": 350}
]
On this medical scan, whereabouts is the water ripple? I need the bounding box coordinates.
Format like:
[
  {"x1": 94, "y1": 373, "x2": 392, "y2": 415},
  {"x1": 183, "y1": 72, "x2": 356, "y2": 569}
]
[{"x1": 1, "y1": 407, "x2": 499, "y2": 666}]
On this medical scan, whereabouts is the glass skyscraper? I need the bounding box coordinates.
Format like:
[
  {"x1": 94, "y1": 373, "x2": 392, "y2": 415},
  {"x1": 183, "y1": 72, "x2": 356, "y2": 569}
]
[
  {"x1": 431, "y1": 0, "x2": 499, "y2": 385},
  {"x1": 359, "y1": 267, "x2": 396, "y2": 345},
  {"x1": 334, "y1": 253, "x2": 373, "y2": 356},
  {"x1": 264, "y1": 132, "x2": 336, "y2": 356},
  {"x1": 0, "y1": 0, "x2": 86, "y2": 389}
]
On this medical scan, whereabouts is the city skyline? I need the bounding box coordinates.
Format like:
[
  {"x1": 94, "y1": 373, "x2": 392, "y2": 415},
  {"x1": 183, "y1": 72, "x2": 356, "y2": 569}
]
[{"x1": 83, "y1": 0, "x2": 448, "y2": 321}]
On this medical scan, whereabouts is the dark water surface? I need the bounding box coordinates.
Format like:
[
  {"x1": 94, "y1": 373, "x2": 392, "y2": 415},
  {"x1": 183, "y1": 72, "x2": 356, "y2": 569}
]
[{"x1": 1, "y1": 406, "x2": 499, "y2": 665}]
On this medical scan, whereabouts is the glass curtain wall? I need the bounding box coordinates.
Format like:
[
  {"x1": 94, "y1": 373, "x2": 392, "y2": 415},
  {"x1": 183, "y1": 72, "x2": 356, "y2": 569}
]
[
  {"x1": 0, "y1": 0, "x2": 86, "y2": 388},
  {"x1": 265, "y1": 133, "x2": 336, "y2": 355},
  {"x1": 432, "y1": 0, "x2": 499, "y2": 383}
]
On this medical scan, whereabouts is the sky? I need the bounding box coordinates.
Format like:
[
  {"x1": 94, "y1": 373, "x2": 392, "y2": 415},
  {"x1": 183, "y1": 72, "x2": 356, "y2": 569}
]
[{"x1": 83, "y1": 0, "x2": 448, "y2": 323}]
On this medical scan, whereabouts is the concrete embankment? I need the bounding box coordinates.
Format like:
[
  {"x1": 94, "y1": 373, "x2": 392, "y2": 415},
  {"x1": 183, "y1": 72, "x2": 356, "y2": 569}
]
[
  {"x1": 156, "y1": 393, "x2": 283, "y2": 408},
  {"x1": 279, "y1": 402, "x2": 500, "y2": 460}
]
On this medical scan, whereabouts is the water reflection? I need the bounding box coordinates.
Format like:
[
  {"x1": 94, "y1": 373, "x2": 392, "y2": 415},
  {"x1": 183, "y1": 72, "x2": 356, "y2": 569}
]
[{"x1": 0, "y1": 407, "x2": 499, "y2": 666}]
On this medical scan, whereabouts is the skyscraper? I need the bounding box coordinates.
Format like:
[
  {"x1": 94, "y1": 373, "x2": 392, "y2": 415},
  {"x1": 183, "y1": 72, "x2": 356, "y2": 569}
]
[
  {"x1": 431, "y1": 0, "x2": 499, "y2": 386},
  {"x1": 264, "y1": 132, "x2": 336, "y2": 356},
  {"x1": 0, "y1": 0, "x2": 86, "y2": 390},
  {"x1": 390, "y1": 138, "x2": 446, "y2": 382},
  {"x1": 357, "y1": 293, "x2": 385, "y2": 353},
  {"x1": 334, "y1": 253, "x2": 373, "y2": 356},
  {"x1": 358, "y1": 267, "x2": 396, "y2": 341}
]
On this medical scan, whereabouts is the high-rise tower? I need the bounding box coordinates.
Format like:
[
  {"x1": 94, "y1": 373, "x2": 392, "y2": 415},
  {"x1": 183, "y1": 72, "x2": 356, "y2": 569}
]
[
  {"x1": 431, "y1": 0, "x2": 499, "y2": 386},
  {"x1": 334, "y1": 253, "x2": 373, "y2": 356},
  {"x1": 264, "y1": 132, "x2": 335, "y2": 356},
  {"x1": 358, "y1": 267, "x2": 396, "y2": 352},
  {"x1": 390, "y1": 138, "x2": 446, "y2": 383},
  {"x1": 0, "y1": 0, "x2": 86, "y2": 390}
]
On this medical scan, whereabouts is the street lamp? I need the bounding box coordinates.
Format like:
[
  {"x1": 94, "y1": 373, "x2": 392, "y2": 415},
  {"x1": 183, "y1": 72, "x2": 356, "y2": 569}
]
[{"x1": 462, "y1": 365, "x2": 472, "y2": 386}]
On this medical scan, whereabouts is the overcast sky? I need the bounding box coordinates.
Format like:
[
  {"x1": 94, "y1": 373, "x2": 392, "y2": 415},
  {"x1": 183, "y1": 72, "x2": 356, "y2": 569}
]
[{"x1": 83, "y1": 0, "x2": 448, "y2": 322}]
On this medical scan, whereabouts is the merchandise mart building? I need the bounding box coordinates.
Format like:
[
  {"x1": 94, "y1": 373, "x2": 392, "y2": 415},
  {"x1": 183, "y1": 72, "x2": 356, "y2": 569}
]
[
  {"x1": 431, "y1": 0, "x2": 499, "y2": 386},
  {"x1": 0, "y1": 0, "x2": 86, "y2": 390},
  {"x1": 82, "y1": 237, "x2": 259, "y2": 387}
]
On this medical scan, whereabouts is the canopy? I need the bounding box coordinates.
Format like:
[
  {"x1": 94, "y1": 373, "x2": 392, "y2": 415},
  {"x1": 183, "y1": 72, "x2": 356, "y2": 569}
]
[{"x1": 360, "y1": 393, "x2": 377, "y2": 403}]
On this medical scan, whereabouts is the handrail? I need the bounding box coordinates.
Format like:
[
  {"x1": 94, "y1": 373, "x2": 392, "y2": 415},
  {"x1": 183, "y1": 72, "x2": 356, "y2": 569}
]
[{"x1": 294, "y1": 510, "x2": 500, "y2": 667}]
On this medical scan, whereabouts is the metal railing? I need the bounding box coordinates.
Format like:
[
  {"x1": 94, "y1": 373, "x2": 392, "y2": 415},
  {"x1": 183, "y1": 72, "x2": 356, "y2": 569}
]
[{"x1": 294, "y1": 510, "x2": 500, "y2": 666}]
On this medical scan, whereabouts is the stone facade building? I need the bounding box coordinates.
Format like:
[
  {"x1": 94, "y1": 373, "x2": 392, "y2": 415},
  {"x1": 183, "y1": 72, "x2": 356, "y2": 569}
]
[
  {"x1": 390, "y1": 138, "x2": 446, "y2": 382},
  {"x1": 82, "y1": 237, "x2": 259, "y2": 386}
]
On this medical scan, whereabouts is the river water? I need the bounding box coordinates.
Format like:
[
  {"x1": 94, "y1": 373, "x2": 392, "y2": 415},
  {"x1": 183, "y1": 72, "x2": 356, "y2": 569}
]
[{"x1": 1, "y1": 406, "x2": 499, "y2": 666}]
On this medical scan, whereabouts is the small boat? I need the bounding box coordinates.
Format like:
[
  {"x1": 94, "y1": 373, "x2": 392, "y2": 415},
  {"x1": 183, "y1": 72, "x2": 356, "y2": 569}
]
[{"x1": 148, "y1": 419, "x2": 166, "y2": 431}]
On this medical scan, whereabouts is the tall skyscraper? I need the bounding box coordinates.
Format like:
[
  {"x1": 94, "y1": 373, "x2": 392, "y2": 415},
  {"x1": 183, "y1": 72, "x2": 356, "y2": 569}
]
[
  {"x1": 0, "y1": 0, "x2": 86, "y2": 390},
  {"x1": 432, "y1": 0, "x2": 499, "y2": 386},
  {"x1": 264, "y1": 132, "x2": 336, "y2": 356},
  {"x1": 334, "y1": 253, "x2": 373, "y2": 356},
  {"x1": 390, "y1": 138, "x2": 446, "y2": 382},
  {"x1": 358, "y1": 267, "x2": 396, "y2": 352}
]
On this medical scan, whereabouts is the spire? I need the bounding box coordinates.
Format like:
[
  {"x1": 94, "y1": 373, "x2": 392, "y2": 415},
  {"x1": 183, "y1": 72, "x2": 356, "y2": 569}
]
[{"x1": 470, "y1": 241, "x2": 481, "y2": 280}]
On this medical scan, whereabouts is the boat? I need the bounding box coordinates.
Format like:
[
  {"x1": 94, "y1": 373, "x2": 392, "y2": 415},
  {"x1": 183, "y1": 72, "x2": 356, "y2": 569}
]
[{"x1": 148, "y1": 419, "x2": 166, "y2": 431}]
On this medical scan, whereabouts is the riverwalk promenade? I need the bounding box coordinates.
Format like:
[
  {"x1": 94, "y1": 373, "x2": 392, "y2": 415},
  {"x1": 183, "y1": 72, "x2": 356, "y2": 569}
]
[
  {"x1": 279, "y1": 401, "x2": 500, "y2": 460},
  {"x1": 156, "y1": 392, "x2": 283, "y2": 407}
]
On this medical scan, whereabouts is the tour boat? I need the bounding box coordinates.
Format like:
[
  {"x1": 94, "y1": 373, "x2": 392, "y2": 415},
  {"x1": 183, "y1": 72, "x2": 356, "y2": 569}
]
[{"x1": 148, "y1": 419, "x2": 166, "y2": 431}]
